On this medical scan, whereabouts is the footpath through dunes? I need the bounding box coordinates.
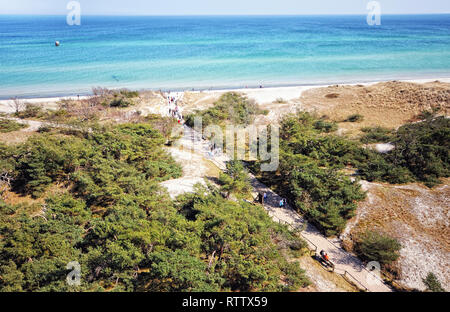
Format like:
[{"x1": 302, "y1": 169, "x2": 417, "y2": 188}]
[
  {"x1": 249, "y1": 176, "x2": 392, "y2": 292},
  {"x1": 167, "y1": 125, "x2": 392, "y2": 292}
]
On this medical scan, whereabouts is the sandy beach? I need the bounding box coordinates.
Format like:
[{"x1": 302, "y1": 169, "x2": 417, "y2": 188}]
[{"x1": 1, "y1": 78, "x2": 450, "y2": 114}]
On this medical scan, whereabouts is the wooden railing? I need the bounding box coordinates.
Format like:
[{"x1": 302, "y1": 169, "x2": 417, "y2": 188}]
[
  {"x1": 186, "y1": 125, "x2": 387, "y2": 292},
  {"x1": 269, "y1": 212, "x2": 379, "y2": 292}
]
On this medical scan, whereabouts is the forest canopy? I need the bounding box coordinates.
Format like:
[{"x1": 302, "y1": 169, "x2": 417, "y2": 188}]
[
  {"x1": 250, "y1": 112, "x2": 449, "y2": 236},
  {"x1": 0, "y1": 120, "x2": 309, "y2": 292}
]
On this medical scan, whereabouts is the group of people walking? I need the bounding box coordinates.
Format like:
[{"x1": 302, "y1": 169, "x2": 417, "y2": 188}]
[
  {"x1": 256, "y1": 192, "x2": 267, "y2": 204},
  {"x1": 166, "y1": 92, "x2": 183, "y2": 123},
  {"x1": 255, "y1": 192, "x2": 287, "y2": 208}
]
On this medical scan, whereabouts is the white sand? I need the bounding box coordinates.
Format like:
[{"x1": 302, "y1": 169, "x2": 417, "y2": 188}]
[
  {"x1": 203, "y1": 85, "x2": 321, "y2": 104},
  {"x1": 1, "y1": 78, "x2": 449, "y2": 113},
  {"x1": 0, "y1": 95, "x2": 89, "y2": 114},
  {"x1": 194, "y1": 77, "x2": 450, "y2": 104}
]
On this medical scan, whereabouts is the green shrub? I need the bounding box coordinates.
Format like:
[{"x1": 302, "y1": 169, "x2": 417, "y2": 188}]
[
  {"x1": 386, "y1": 116, "x2": 449, "y2": 187},
  {"x1": 313, "y1": 119, "x2": 338, "y2": 133},
  {"x1": 16, "y1": 103, "x2": 43, "y2": 119},
  {"x1": 354, "y1": 231, "x2": 401, "y2": 265},
  {"x1": 356, "y1": 117, "x2": 449, "y2": 186},
  {"x1": 345, "y1": 114, "x2": 364, "y2": 122},
  {"x1": 251, "y1": 112, "x2": 366, "y2": 236},
  {"x1": 109, "y1": 97, "x2": 132, "y2": 108},
  {"x1": 422, "y1": 272, "x2": 446, "y2": 292},
  {"x1": 417, "y1": 107, "x2": 441, "y2": 121},
  {"x1": 218, "y1": 160, "x2": 251, "y2": 198},
  {"x1": 92, "y1": 88, "x2": 138, "y2": 108},
  {"x1": 356, "y1": 150, "x2": 415, "y2": 184},
  {"x1": 185, "y1": 92, "x2": 260, "y2": 128},
  {"x1": 0, "y1": 119, "x2": 27, "y2": 133},
  {"x1": 119, "y1": 89, "x2": 139, "y2": 98},
  {"x1": 360, "y1": 126, "x2": 393, "y2": 143},
  {"x1": 37, "y1": 125, "x2": 53, "y2": 133}
]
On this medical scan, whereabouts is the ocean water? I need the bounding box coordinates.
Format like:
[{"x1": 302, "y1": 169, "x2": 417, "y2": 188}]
[{"x1": 0, "y1": 14, "x2": 449, "y2": 99}]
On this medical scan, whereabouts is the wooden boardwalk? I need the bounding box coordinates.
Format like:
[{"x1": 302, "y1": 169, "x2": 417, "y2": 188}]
[{"x1": 178, "y1": 125, "x2": 392, "y2": 292}]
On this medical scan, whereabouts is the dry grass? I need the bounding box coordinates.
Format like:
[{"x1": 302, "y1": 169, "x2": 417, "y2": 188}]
[
  {"x1": 300, "y1": 81, "x2": 450, "y2": 137},
  {"x1": 296, "y1": 256, "x2": 358, "y2": 292},
  {"x1": 341, "y1": 179, "x2": 450, "y2": 291},
  {"x1": 0, "y1": 130, "x2": 35, "y2": 145}
]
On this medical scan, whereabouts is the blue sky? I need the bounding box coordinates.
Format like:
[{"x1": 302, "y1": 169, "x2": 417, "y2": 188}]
[{"x1": 1, "y1": 0, "x2": 449, "y2": 15}]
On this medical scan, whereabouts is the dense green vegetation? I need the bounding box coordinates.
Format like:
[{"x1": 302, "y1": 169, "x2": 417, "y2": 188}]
[
  {"x1": 251, "y1": 112, "x2": 366, "y2": 236},
  {"x1": 0, "y1": 120, "x2": 309, "y2": 292},
  {"x1": 359, "y1": 126, "x2": 393, "y2": 144},
  {"x1": 251, "y1": 112, "x2": 449, "y2": 236},
  {"x1": 357, "y1": 116, "x2": 449, "y2": 187},
  {"x1": 3, "y1": 123, "x2": 180, "y2": 199},
  {"x1": 14, "y1": 103, "x2": 44, "y2": 119},
  {"x1": 0, "y1": 186, "x2": 309, "y2": 292},
  {"x1": 185, "y1": 92, "x2": 265, "y2": 129},
  {"x1": 312, "y1": 118, "x2": 338, "y2": 133},
  {"x1": 354, "y1": 231, "x2": 401, "y2": 265},
  {"x1": 0, "y1": 119, "x2": 27, "y2": 132},
  {"x1": 218, "y1": 161, "x2": 252, "y2": 199},
  {"x1": 2, "y1": 89, "x2": 447, "y2": 290}
]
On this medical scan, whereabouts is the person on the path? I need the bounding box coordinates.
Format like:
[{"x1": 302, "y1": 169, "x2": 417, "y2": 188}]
[
  {"x1": 263, "y1": 192, "x2": 267, "y2": 204},
  {"x1": 320, "y1": 250, "x2": 330, "y2": 262},
  {"x1": 255, "y1": 193, "x2": 261, "y2": 204},
  {"x1": 279, "y1": 199, "x2": 284, "y2": 208}
]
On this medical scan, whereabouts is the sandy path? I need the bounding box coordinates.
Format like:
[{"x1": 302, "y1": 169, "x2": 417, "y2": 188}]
[
  {"x1": 167, "y1": 124, "x2": 392, "y2": 292},
  {"x1": 1, "y1": 117, "x2": 48, "y2": 132},
  {"x1": 250, "y1": 176, "x2": 391, "y2": 292},
  {"x1": 2, "y1": 113, "x2": 392, "y2": 291},
  {"x1": 160, "y1": 147, "x2": 212, "y2": 199}
]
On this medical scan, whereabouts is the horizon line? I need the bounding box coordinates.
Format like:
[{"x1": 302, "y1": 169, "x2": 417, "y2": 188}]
[{"x1": 1, "y1": 13, "x2": 449, "y2": 17}]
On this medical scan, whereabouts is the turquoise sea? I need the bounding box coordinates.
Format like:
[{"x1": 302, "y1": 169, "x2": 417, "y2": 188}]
[{"x1": 0, "y1": 14, "x2": 449, "y2": 98}]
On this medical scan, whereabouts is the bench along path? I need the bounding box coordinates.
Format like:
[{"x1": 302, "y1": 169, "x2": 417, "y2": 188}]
[
  {"x1": 177, "y1": 125, "x2": 392, "y2": 292},
  {"x1": 248, "y1": 176, "x2": 392, "y2": 292},
  {"x1": 4, "y1": 115, "x2": 392, "y2": 292}
]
